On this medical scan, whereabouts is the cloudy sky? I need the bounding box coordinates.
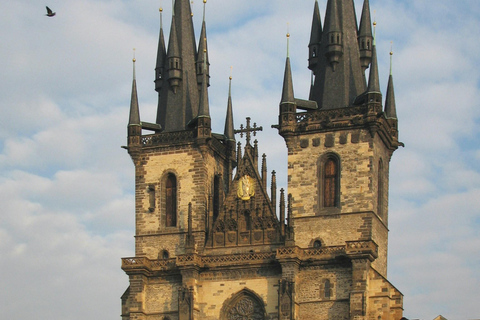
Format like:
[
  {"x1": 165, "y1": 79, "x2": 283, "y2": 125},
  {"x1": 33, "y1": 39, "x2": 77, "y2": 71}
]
[{"x1": 1, "y1": 0, "x2": 479, "y2": 319}]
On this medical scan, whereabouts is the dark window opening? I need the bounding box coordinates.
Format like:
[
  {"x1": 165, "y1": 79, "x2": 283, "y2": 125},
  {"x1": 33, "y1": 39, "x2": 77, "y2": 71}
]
[
  {"x1": 165, "y1": 174, "x2": 177, "y2": 227},
  {"x1": 324, "y1": 158, "x2": 338, "y2": 207}
]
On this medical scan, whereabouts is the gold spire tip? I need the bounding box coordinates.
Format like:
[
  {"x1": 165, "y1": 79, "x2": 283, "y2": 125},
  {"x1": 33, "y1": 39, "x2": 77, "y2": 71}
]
[
  {"x1": 159, "y1": 7, "x2": 163, "y2": 12},
  {"x1": 204, "y1": 0, "x2": 206, "y2": 3},
  {"x1": 390, "y1": 41, "x2": 394, "y2": 55},
  {"x1": 132, "y1": 48, "x2": 136, "y2": 62}
]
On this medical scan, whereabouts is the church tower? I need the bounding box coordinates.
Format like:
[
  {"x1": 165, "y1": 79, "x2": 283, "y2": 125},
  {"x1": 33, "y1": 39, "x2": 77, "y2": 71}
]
[{"x1": 121, "y1": 1, "x2": 404, "y2": 319}]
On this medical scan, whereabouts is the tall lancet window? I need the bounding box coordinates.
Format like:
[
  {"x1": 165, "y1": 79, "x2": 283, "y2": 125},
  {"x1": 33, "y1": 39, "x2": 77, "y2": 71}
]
[
  {"x1": 165, "y1": 174, "x2": 177, "y2": 227},
  {"x1": 324, "y1": 157, "x2": 339, "y2": 208}
]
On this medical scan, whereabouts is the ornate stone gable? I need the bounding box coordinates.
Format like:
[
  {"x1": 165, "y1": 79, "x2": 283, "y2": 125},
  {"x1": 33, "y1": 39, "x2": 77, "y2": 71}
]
[{"x1": 210, "y1": 118, "x2": 282, "y2": 248}]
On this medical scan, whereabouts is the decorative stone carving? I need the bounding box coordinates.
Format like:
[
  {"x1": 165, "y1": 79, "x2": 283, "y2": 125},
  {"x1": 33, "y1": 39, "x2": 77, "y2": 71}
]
[{"x1": 222, "y1": 290, "x2": 266, "y2": 320}]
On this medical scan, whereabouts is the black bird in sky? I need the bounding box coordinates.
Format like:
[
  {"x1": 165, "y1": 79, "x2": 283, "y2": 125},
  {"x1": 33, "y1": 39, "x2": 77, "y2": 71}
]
[{"x1": 45, "y1": 6, "x2": 56, "y2": 17}]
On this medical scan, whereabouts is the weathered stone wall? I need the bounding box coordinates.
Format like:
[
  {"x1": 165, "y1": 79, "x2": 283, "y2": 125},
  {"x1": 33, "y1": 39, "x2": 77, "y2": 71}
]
[
  {"x1": 286, "y1": 129, "x2": 390, "y2": 276},
  {"x1": 287, "y1": 129, "x2": 375, "y2": 218},
  {"x1": 367, "y1": 269, "x2": 404, "y2": 320},
  {"x1": 133, "y1": 142, "x2": 228, "y2": 259}
]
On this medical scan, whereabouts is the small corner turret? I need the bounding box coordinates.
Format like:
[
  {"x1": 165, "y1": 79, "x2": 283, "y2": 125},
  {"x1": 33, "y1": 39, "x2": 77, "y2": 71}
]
[{"x1": 324, "y1": 0, "x2": 343, "y2": 71}]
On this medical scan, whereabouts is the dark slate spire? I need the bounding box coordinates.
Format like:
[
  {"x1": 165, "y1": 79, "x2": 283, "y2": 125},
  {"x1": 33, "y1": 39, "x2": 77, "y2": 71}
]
[
  {"x1": 385, "y1": 49, "x2": 397, "y2": 119},
  {"x1": 358, "y1": 0, "x2": 374, "y2": 71},
  {"x1": 224, "y1": 75, "x2": 235, "y2": 141},
  {"x1": 281, "y1": 34, "x2": 295, "y2": 105},
  {"x1": 156, "y1": 0, "x2": 200, "y2": 132},
  {"x1": 128, "y1": 53, "x2": 142, "y2": 147},
  {"x1": 309, "y1": 0, "x2": 366, "y2": 109},
  {"x1": 198, "y1": 70, "x2": 210, "y2": 118},
  {"x1": 308, "y1": 0, "x2": 322, "y2": 71},
  {"x1": 367, "y1": 40, "x2": 381, "y2": 94},
  {"x1": 129, "y1": 54, "x2": 140, "y2": 126},
  {"x1": 155, "y1": 7, "x2": 167, "y2": 92},
  {"x1": 324, "y1": 0, "x2": 343, "y2": 70},
  {"x1": 166, "y1": 13, "x2": 182, "y2": 93},
  {"x1": 196, "y1": 1, "x2": 210, "y2": 87}
]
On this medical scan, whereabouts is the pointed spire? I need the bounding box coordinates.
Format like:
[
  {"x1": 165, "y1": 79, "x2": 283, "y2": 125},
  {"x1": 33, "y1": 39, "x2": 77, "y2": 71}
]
[
  {"x1": 224, "y1": 73, "x2": 235, "y2": 141},
  {"x1": 198, "y1": 71, "x2": 210, "y2": 117},
  {"x1": 271, "y1": 170, "x2": 277, "y2": 218},
  {"x1": 385, "y1": 46, "x2": 397, "y2": 119},
  {"x1": 309, "y1": 0, "x2": 365, "y2": 109},
  {"x1": 198, "y1": 19, "x2": 210, "y2": 119},
  {"x1": 156, "y1": 0, "x2": 200, "y2": 132},
  {"x1": 166, "y1": 13, "x2": 182, "y2": 93},
  {"x1": 358, "y1": 0, "x2": 374, "y2": 71},
  {"x1": 197, "y1": 0, "x2": 210, "y2": 87},
  {"x1": 281, "y1": 33, "x2": 295, "y2": 104},
  {"x1": 155, "y1": 7, "x2": 167, "y2": 91},
  {"x1": 308, "y1": 0, "x2": 322, "y2": 71},
  {"x1": 367, "y1": 34, "x2": 381, "y2": 94},
  {"x1": 129, "y1": 50, "x2": 140, "y2": 126},
  {"x1": 324, "y1": 0, "x2": 343, "y2": 70}
]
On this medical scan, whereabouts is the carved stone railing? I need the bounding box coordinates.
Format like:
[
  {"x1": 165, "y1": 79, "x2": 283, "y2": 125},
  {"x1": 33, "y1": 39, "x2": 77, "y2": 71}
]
[
  {"x1": 276, "y1": 246, "x2": 345, "y2": 261},
  {"x1": 345, "y1": 240, "x2": 378, "y2": 258},
  {"x1": 122, "y1": 257, "x2": 151, "y2": 269},
  {"x1": 122, "y1": 241, "x2": 378, "y2": 273},
  {"x1": 303, "y1": 246, "x2": 345, "y2": 257},
  {"x1": 122, "y1": 257, "x2": 176, "y2": 272},
  {"x1": 202, "y1": 252, "x2": 276, "y2": 267},
  {"x1": 295, "y1": 106, "x2": 369, "y2": 124},
  {"x1": 142, "y1": 130, "x2": 194, "y2": 146}
]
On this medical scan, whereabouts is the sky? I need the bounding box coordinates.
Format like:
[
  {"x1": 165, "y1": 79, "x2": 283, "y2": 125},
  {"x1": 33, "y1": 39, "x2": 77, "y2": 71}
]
[{"x1": 0, "y1": 0, "x2": 479, "y2": 319}]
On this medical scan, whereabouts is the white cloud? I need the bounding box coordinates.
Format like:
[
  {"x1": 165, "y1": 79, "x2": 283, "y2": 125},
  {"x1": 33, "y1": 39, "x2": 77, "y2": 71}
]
[{"x1": 1, "y1": 0, "x2": 480, "y2": 319}]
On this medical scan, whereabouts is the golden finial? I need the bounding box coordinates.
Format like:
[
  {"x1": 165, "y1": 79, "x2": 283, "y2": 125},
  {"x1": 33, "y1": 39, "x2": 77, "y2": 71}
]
[
  {"x1": 191, "y1": 1, "x2": 194, "y2": 16},
  {"x1": 286, "y1": 22, "x2": 291, "y2": 58},
  {"x1": 159, "y1": 7, "x2": 163, "y2": 12},
  {"x1": 389, "y1": 41, "x2": 394, "y2": 75},
  {"x1": 230, "y1": 66, "x2": 233, "y2": 80},
  {"x1": 132, "y1": 48, "x2": 136, "y2": 62},
  {"x1": 203, "y1": 0, "x2": 206, "y2": 3}
]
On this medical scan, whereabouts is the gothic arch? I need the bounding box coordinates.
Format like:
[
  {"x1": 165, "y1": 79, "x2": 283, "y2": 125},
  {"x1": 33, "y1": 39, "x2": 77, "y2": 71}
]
[
  {"x1": 160, "y1": 170, "x2": 179, "y2": 228},
  {"x1": 220, "y1": 288, "x2": 267, "y2": 320}
]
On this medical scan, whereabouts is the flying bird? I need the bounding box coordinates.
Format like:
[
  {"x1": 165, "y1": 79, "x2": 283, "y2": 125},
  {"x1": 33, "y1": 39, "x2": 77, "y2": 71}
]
[{"x1": 45, "y1": 6, "x2": 56, "y2": 17}]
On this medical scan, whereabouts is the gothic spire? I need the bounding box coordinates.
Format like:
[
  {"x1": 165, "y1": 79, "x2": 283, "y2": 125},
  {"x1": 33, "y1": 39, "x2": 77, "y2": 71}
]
[
  {"x1": 129, "y1": 52, "x2": 140, "y2": 127},
  {"x1": 224, "y1": 75, "x2": 235, "y2": 142},
  {"x1": 309, "y1": 0, "x2": 366, "y2": 109},
  {"x1": 155, "y1": 7, "x2": 167, "y2": 92},
  {"x1": 385, "y1": 49, "x2": 397, "y2": 119},
  {"x1": 281, "y1": 33, "x2": 295, "y2": 105},
  {"x1": 308, "y1": 0, "x2": 322, "y2": 71},
  {"x1": 358, "y1": 0, "x2": 374, "y2": 71},
  {"x1": 367, "y1": 40, "x2": 381, "y2": 94},
  {"x1": 156, "y1": 0, "x2": 200, "y2": 132},
  {"x1": 198, "y1": 69, "x2": 210, "y2": 118},
  {"x1": 196, "y1": 0, "x2": 210, "y2": 87}
]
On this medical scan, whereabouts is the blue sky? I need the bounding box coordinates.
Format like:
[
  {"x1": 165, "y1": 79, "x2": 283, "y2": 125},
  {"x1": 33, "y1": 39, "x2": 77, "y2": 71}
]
[{"x1": 1, "y1": 0, "x2": 479, "y2": 319}]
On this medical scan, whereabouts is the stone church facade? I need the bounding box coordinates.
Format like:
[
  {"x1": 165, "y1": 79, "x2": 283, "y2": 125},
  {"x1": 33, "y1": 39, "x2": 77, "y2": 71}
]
[{"x1": 121, "y1": 0, "x2": 404, "y2": 319}]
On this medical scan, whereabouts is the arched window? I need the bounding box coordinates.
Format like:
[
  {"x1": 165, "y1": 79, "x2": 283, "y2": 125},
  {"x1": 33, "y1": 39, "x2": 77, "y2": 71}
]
[
  {"x1": 161, "y1": 250, "x2": 169, "y2": 260},
  {"x1": 378, "y1": 159, "x2": 384, "y2": 219},
  {"x1": 323, "y1": 279, "x2": 333, "y2": 299},
  {"x1": 324, "y1": 157, "x2": 339, "y2": 208},
  {"x1": 313, "y1": 240, "x2": 322, "y2": 248},
  {"x1": 165, "y1": 174, "x2": 177, "y2": 227}
]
